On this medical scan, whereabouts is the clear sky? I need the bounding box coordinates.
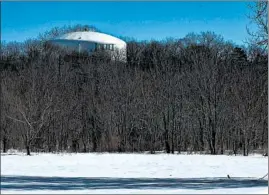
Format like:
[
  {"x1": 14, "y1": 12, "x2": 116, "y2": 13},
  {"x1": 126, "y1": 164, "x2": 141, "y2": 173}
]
[{"x1": 1, "y1": 1, "x2": 253, "y2": 44}]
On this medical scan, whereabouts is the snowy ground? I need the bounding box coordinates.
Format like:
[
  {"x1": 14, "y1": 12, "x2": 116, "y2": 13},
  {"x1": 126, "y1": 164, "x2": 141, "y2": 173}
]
[{"x1": 1, "y1": 152, "x2": 268, "y2": 194}]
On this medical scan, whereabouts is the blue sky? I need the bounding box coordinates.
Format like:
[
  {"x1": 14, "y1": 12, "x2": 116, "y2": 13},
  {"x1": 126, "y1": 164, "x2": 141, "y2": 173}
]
[{"x1": 2, "y1": 1, "x2": 253, "y2": 44}]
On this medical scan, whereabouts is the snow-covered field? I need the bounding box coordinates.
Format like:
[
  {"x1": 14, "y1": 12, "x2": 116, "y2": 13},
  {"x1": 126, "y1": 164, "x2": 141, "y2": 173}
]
[{"x1": 1, "y1": 152, "x2": 268, "y2": 194}]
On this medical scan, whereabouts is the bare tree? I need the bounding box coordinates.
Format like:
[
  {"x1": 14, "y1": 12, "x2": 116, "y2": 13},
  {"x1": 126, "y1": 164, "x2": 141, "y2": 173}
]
[
  {"x1": 1, "y1": 28, "x2": 267, "y2": 155},
  {"x1": 247, "y1": 1, "x2": 268, "y2": 48}
]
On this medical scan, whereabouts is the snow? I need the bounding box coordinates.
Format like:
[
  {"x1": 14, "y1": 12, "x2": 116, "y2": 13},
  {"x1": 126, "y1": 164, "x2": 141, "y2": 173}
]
[{"x1": 1, "y1": 153, "x2": 268, "y2": 194}]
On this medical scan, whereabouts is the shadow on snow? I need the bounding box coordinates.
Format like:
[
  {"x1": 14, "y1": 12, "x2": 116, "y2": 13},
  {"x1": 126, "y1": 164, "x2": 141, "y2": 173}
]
[{"x1": 1, "y1": 175, "x2": 268, "y2": 191}]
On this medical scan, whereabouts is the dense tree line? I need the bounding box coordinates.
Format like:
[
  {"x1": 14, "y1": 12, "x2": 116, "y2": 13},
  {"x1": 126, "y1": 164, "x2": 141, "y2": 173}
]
[{"x1": 0, "y1": 29, "x2": 267, "y2": 156}]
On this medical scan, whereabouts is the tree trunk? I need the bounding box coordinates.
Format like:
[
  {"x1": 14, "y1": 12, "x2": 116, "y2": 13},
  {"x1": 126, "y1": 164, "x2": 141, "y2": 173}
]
[
  {"x1": 82, "y1": 140, "x2": 87, "y2": 153},
  {"x1": 72, "y1": 140, "x2": 78, "y2": 153},
  {"x1": 243, "y1": 140, "x2": 249, "y2": 156},
  {"x1": 165, "y1": 141, "x2": 171, "y2": 154},
  {"x1": 92, "y1": 133, "x2": 97, "y2": 152},
  {"x1": 91, "y1": 114, "x2": 98, "y2": 152},
  {"x1": 177, "y1": 136, "x2": 181, "y2": 154},
  {"x1": 198, "y1": 119, "x2": 204, "y2": 151},
  {"x1": 26, "y1": 145, "x2": 31, "y2": 156},
  {"x1": 3, "y1": 137, "x2": 7, "y2": 153},
  {"x1": 233, "y1": 142, "x2": 237, "y2": 156},
  {"x1": 220, "y1": 138, "x2": 224, "y2": 155},
  {"x1": 171, "y1": 132, "x2": 174, "y2": 154},
  {"x1": 163, "y1": 112, "x2": 170, "y2": 154}
]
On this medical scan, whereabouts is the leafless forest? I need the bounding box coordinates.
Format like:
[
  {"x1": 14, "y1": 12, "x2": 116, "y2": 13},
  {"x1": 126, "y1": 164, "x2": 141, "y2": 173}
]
[{"x1": 0, "y1": 2, "x2": 267, "y2": 156}]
